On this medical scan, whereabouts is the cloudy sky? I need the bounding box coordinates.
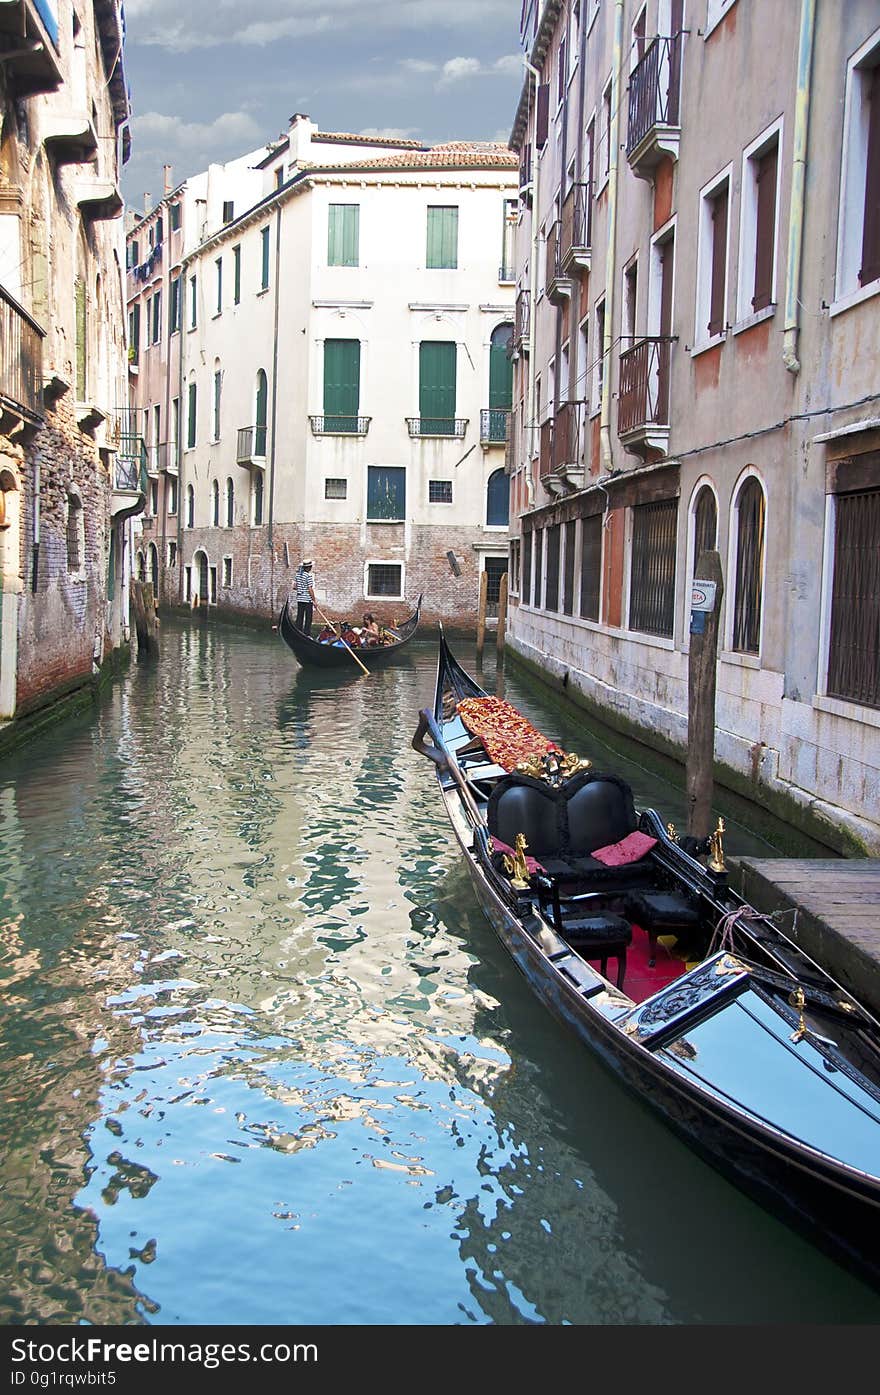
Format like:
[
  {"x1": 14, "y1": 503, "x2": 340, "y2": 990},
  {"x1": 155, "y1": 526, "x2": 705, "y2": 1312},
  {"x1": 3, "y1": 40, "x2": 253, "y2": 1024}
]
[{"x1": 121, "y1": 0, "x2": 526, "y2": 209}]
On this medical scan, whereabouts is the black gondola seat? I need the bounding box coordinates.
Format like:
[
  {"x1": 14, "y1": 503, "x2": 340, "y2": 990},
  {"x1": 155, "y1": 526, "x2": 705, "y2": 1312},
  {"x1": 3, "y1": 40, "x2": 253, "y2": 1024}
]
[{"x1": 625, "y1": 889, "x2": 703, "y2": 967}]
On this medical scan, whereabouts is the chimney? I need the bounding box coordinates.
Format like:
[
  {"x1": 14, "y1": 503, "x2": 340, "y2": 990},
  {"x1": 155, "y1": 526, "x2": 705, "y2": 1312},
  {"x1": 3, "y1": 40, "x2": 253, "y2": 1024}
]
[
  {"x1": 163, "y1": 164, "x2": 173, "y2": 194},
  {"x1": 143, "y1": 192, "x2": 153, "y2": 214}
]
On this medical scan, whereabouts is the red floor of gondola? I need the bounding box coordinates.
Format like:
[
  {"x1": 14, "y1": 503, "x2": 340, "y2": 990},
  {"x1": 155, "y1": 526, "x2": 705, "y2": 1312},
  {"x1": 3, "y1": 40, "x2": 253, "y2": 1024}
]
[{"x1": 623, "y1": 924, "x2": 689, "y2": 1003}]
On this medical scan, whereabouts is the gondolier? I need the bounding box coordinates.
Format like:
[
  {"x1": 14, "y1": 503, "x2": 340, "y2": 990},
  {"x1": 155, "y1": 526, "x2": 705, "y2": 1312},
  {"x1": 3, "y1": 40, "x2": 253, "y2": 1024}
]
[{"x1": 294, "y1": 559, "x2": 315, "y2": 633}]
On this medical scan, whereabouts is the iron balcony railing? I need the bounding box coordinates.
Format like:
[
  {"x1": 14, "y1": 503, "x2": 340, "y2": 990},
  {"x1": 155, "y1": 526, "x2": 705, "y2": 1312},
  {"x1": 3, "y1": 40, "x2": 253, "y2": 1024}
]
[
  {"x1": 309, "y1": 415, "x2": 371, "y2": 436},
  {"x1": 480, "y1": 408, "x2": 511, "y2": 445},
  {"x1": 406, "y1": 417, "x2": 467, "y2": 438},
  {"x1": 627, "y1": 34, "x2": 682, "y2": 156},
  {"x1": 551, "y1": 401, "x2": 585, "y2": 471},
  {"x1": 561, "y1": 182, "x2": 592, "y2": 265},
  {"x1": 236, "y1": 424, "x2": 268, "y2": 462},
  {"x1": 115, "y1": 437, "x2": 149, "y2": 494},
  {"x1": 617, "y1": 336, "x2": 674, "y2": 436},
  {"x1": 0, "y1": 284, "x2": 44, "y2": 422},
  {"x1": 498, "y1": 263, "x2": 516, "y2": 283},
  {"x1": 546, "y1": 220, "x2": 562, "y2": 291}
]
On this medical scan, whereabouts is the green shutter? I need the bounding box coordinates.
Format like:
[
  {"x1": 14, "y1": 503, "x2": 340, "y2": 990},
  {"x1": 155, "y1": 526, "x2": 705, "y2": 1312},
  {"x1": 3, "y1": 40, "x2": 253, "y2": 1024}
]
[
  {"x1": 233, "y1": 246, "x2": 241, "y2": 303},
  {"x1": 323, "y1": 340, "x2": 360, "y2": 432},
  {"x1": 427, "y1": 206, "x2": 458, "y2": 268},
  {"x1": 328, "y1": 204, "x2": 359, "y2": 266},
  {"x1": 367, "y1": 466, "x2": 405, "y2": 520},
  {"x1": 187, "y1": 382, "x2": 197, "y2": 448},
  {"x1": 254, "y1": 370, "x2": 268, "y2": 455},
  {"x1": 261, "y1": 227, "x2": 270, "y2": 288},
  {"x1": 419, "y1": 341, "x2": 456, "y2": 434}
]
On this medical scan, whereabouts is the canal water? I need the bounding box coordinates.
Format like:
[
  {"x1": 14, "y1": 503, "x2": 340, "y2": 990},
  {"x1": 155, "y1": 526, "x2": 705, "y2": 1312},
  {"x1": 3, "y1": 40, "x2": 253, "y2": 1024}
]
[{"x1": 1, "y1": 616, "x2": 878, "y2": 1326}]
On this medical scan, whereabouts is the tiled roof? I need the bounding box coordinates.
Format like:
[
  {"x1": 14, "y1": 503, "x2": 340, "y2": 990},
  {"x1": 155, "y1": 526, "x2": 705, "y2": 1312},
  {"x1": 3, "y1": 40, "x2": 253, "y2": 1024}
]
[
  {"x1": 308, "y1": 144, "x2": 518, "y2": 173},
  {"x1": 314, "y1": 130, "x2": 427, "y2": 149}
]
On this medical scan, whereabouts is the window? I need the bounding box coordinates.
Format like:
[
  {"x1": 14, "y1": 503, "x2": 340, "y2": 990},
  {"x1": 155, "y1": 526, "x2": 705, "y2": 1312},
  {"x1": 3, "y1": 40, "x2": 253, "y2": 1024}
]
[
  {"x1": 149, "y1": 478, "x2": 158, "y2": 515},
  {"x1": 66, "y1": 492, "x2": 83, "y2": 572},
  {"x1": 367, "y1": 563, "x2": 403, "y2": 598},
  {"x1": 171, "y1": 397, "x2": 179, "y2": 458},
  {"x1": 225, "y1": 477, "x2": 235, "y2": 528},
  {"x1": 252, "y1": 470, "x2": 264, "y2": 527},
  {"x1": 223, "y1": 200, "x2": 234, "y2": 224},
  {"x1": 545, "y1": 525, "x2": 561, "y2": 611},
  {"x1": 168, "y1": 475, "x2": 178, "y2": 516},
  {"x1": 170, "y1": 275, "x2": 181, "y2": 333},
  {"x1": 500, "y1": 199, "x2": 518, "y2": 281},
  {"x1": 486, "y1": 468, "x2": 509, "y2": 526},
  {"x1": 427, "y1": 206, "x2": 458, "y2": 268},
  {"x1": 738, "y1": 128, "x2": 780, "y2": 319},
  {"x1": 213, "y1": 367, "x2": 222, "y2": 441},
  {"x1": 533, "y1": 529, "x2": 544, "y2": 608},
  {"x1": 563, "y1": 520, "x2": 576, "y2": 615},
  {"x1": 254, "y1": 369, "x2": 268, "y2": 456},
  {"x1": 367, "y1": 466, "x2": 405, "y2": 521},
  {"x1": 697, "y1": 174, "x2": 730, "y2": 341},
  {"x1": 602, "y1": 79, "x2": 613, "y2": 180},
  {"x1": 169, "y1": 202, "x2": 181, "y2": 232},
  {"x1": 189, "y1": 274, "x2": 197, "y2": 329},
  {"x1": 212, "y1": 478, "x2": 219, "y2": 526},
  {"x1": 323, "y1": 339, "x2": 360, "y2": 432},
  {"x1": 150, "y1": 290, "x2": 161, "y2": 344},
  {"x1": 536, "y1": 82, "x2": 550, "y2": 148},
  {"x1": 152, "y1": 404, "x2": 161, "y2": 470},
  {"x1": 275, "y1": 168, "x2": 284, "y2": 190},
  {"x1": 260, "y1": 226, "x2": 270, "y2": 290},
  {"x1": 128, "y1": 303, "x2": 140, "y2": 363},
  {"x1": 328, "y1": 204, "x2": 359, "y2": 266},
  {"x1": 325, "y1": 477, "x2": 347, "y2": 499},
  {"x1": 223, "y1": 556, "x2": 233, "y2": 587},
  {"x1": 623, "y1": 260, "x2": 638, "y2": 340},
  {"x1": 429, "y1": 480, "x2": 453, "y2": 503},
  {"x1": 233, "y1": 245, "x2": 241, "y2": 304},
  {"x1": 210, "y1": 566, "x2": 217, "y2": 605},
  {"x1": 557, "y1": 33, "x2": 567, "y2": 107},
  {"x1": 836, "y1": 33, "x2": 880, "y2": 304},
  {"x1": 187, "y1": 381, "x2": 197, "y2": 448},
  {"x1": 167, "y1": 539, "x2": 177, "y2": 567},
  {"x1": 629, "y1": 498, "x2": 678, "y2": 637},
  {"x1": 827, "y1": 485, "x2": 880, "y2": 707},
  {"x1": 215, "y1": 257, "x2": 223, "y2": 314},
  {"x1": 419, "y1": 340, "x2": 456, "y2": 434},
  {"x1": 595, "y1": 299, "x2": 606, "y2": 404},
  {"x1": 522, "y1": 531, "x2": 533, "y2": 606},
  {"x1": 186, "y1": 484, "x2": 194, "y2": 529},
  {"x1": 128, "y1": 239, "x2": 139, "y2": 269},
  {"x1": 692, "y1": 485, "x2": 718, "y2": 575},
  {"x1": 731, "y1": 475, "x2": 765, "y2": 654},
  {"x1": 155, "y1": 216, "x2": 164, "y2": 245},
  {"x1": 580, "y1": 514, "x2": 602, "y2": 620}
]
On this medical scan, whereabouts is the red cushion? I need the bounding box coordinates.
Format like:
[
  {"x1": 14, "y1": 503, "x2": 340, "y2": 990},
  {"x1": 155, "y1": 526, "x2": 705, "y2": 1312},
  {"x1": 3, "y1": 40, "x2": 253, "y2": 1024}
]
[
  {"x1": 590, "y1": 831, "x2": 657, "y2": 866},
  {"x1": 489, "y1": 837, "x2": 546, "y2": 874}
]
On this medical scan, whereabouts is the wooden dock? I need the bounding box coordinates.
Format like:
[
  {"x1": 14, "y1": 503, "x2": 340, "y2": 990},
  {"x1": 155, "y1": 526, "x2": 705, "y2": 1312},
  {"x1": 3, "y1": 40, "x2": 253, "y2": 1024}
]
[{"x1": 735, "y1": 859, "x2": 880, "y2": 1019}]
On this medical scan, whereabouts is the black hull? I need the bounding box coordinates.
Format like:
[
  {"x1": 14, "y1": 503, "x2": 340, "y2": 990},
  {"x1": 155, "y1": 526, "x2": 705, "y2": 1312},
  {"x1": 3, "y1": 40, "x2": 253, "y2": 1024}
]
[{"x1": 278, "y1": 595, "x2": 422, "y2": 669}]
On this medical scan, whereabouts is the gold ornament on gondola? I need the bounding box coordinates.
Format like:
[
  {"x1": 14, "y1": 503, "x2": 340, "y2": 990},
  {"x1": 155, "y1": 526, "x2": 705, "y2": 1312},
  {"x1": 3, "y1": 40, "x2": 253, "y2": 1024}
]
[
  {"x1": 789, "y1": 986, "x2": 808, "y2": 1043},
  {"x1": 666, "y1": 822, "x2": 678, "y2": 843},
  {"x1": 515, "y1": 750, "x2": 592, "y2": 785},
  {"x1": 708, "y1": 817, "x2": 726, "y2": 872},
  {"x1": 502, "y1": 832, "x2": 531, "y2": 890}
]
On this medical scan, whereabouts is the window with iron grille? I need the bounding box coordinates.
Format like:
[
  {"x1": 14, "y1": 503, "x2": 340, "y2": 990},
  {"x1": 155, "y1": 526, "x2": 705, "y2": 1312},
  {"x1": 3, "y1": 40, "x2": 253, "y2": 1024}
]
[
  {"x1": 563, "y1": 520, "x2": 576, "y2": 614},
  {"x1": 429, "y1": 480, "x2": 452, "y2": 503},
  {"x1": 223, "y1": 556, "x2": 232, "y2": 587},
  {"x1": 827, "y1": 487, "x2": 880, "y2": 708},
  {"x1": 629, "y1": 498, "x2": 677, "y2": 637},
  {"x1": 367, "y1": 563, "x2": 403, "y2": 598},
  {"x1": 545, "y1": 524, "x2": 561, "y2": 611},
  {"x1": 732, "y1": 476, "x2": 765, "y2": 653},
  {"x1": 580, "y1": 514, "x2": 602, "y2": 621},
  {"x1": 66, "y1": 495, "x2": 83, "y2": 572},
  {"x1": 522, "y1": 531, "x2": 533, "y2": 606},
  {"x1": 533, "y1": 528, "x2": 544, "y2": 609},
  {"x1": 325, "y1": 477, "x2": 347, "y2": 500},
  {"x1": 484, "y1": 557, "x2": 508, "y2": 616}
]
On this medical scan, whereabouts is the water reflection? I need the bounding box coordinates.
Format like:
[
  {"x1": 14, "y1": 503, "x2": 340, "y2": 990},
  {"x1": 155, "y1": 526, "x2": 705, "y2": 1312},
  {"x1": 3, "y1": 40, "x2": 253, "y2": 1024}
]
[{"x1": 0, "y1": 621, "x2": 876, "y2": 1325}]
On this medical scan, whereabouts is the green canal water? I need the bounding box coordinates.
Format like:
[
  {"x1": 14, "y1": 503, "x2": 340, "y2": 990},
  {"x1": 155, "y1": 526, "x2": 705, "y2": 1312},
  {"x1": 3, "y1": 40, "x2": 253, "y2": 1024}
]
[{"x1": 0, "y1": 616, "x2": 877, "y2": 1325}]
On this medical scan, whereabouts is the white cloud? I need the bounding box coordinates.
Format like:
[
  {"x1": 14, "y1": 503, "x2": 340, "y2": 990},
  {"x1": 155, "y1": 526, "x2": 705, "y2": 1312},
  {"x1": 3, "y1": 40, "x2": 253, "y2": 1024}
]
[
  {"x1": 358, "y1": 126, "x2": 419, "y2": 139},
  {"x1": 437, "y1": 54, "x2": 522, "y2": 88},
  {"x1": 131, "y1": 109, "x2": 263, "y2": 155},
  {"x1": 400, "y1": 59, "x2": 438, "y2": 74}
]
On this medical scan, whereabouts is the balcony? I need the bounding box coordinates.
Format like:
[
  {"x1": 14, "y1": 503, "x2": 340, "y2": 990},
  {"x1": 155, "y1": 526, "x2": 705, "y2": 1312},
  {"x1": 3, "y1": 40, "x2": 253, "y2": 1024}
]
[
  {"x1": 498, "y1": 263, "x2": 516, "y2": 285},
  {"x1": 111, "y1": 435, "x2": 147, "y2": 521},
  {"x1": 551, "y1": 401, "x2": 587, "y2": 488},
  {"x1": 309, "y1": 415, "x2": 371, "y2": 437},
  {"x1": 560, "y1": 182, "x2": 592, "y2": 273},
  {"x1": 538, "y1": 417, "x2": 559, "y2": 494},
  {"x1": 0, "y1": 1, "x2": 62, "y2": 95},
  {"x1": 480, "y1": 409, "x2": 510, "y2": 447},
  {"x1": 626, "y1": 34, "x2": 682, "y2": 180},
  {"x1": 0, "y1": 284, "x2": 44, "y2": 426},
  {"x1": 514, "y1": 288, "x2": 530, "y2": 355},
  {"x1": 42, "y1": 112, "x2": 98, "y2": 165},
  {"x1": 406, "y1": 417, "x2": 467, "y2": 439},
  {"x1": 545, "y1": 221, "x2": 570, "y2": 303},
  {"x1": 617, "y1": 336, "x2": 674, "y2": 456},
  {"x1": 236, "y1": 424, "x2": 267, "y2": 465},
  {"x1": 75, "y1": 174, "x2": 123, "y2": 220}
]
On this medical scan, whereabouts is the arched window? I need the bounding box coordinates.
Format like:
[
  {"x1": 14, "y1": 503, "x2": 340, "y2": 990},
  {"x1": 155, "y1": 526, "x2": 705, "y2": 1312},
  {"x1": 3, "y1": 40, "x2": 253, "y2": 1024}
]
[
  {"x1": 186, "y1": 483, "x2": 194, "y2": 529},
  {"x1": 225, "y1": 477, "x2": 234, "y2": 528},
  {"x1": 253, "y1": 470, "x2": 264, "y2": 527},
  {"x1": 254, "y1": 370, "x2": 268, "y2": 456},
  {"x1": 486, "y1": 468, "x2": 509, "y2": 527},
  {"x1": 692, "y1": 484, "x2": 717, "y2": 573},
  {"x1": 66, "y1": 490, "x2": 84, "y2": 571},
  {"x1": 488, "y1": 323, "x2": 514, "y2": 442},
  {"x1": 136, "y1": 550, "x2": 145, "y2": 581},
  {"x1": 732, "y1": 474, "x2": 765, "y2": 654},
  {"x1": 148, "y1": 542, "x2": 159, "y2": 590},
  {"x1": 212, "y1": 478, "x2": 220, "y2": 526}
]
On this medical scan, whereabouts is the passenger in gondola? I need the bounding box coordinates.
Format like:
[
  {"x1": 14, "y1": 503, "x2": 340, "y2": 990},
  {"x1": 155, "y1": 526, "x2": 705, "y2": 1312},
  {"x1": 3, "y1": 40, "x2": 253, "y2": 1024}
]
[
  {"x1": 316, "y1": 624, "x2": 336, "y2": 644},
  {"x1": 340, "y1": 622, "x2": 361, "y2": 647},
  {"x1": 361, "y1": 613, "x2": 381, "y2": 645}
]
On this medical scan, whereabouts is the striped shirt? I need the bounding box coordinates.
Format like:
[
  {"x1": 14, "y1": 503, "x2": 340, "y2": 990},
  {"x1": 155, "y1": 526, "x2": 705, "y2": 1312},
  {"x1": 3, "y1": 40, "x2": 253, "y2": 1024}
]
[{"x1": 294, "y1": 567, "x2": 313, "y2": 602}]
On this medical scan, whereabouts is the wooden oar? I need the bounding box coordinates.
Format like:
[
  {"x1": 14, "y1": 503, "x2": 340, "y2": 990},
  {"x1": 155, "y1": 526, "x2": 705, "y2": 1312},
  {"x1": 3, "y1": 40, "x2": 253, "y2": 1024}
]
[{"x1": 312, "y1": 601, "x2": 369, "y2": 676}]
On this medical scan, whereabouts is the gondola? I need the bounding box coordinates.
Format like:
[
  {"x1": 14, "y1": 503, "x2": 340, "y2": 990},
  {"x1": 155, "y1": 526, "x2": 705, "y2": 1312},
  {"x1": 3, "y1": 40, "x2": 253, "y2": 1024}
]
[
  {"x1": 412, "y1": 631, "x2": 880, "y2": 1290},
  {"x1": 278, "y1": 593, "x2": 422, "y2": 669}
]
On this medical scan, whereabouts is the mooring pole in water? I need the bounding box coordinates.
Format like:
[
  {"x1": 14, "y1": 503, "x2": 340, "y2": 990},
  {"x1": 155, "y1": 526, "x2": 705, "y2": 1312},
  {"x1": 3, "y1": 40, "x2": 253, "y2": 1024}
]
[
  {"x1": 686, "y1": 550, "x2": 724, "y2": 838},
  {"x1": 476, "y1": 569, "x2": 488, "y2": 662},
  {"x1": 131, "y1": 580, "x2": 160, "y2": 659},
  {"x1": 496, "y1": 571, "x2": 508, "y2": 655}
]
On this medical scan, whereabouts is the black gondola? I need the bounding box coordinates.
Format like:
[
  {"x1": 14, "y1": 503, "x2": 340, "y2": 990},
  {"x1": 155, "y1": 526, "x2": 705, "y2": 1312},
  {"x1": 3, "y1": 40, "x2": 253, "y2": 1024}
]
[
  {"x1": 278, "y1": 593, "x2": 422, "y2": 669},
  {"x1": 412, "y1": 631, "x2": 880, "y2": 1291}
]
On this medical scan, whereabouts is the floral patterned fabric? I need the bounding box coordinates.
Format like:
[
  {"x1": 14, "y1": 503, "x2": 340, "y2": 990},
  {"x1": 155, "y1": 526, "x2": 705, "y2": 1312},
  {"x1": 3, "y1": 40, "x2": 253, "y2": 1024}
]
[{"x1": 456, "y1": 696, "x2": 564, "y2": 772}]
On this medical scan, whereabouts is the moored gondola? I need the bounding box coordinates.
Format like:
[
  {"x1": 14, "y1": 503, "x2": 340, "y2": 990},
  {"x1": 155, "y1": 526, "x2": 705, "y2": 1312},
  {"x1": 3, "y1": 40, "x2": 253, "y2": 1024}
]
[
  {"x1": 278, "y1": 593, "x2": 422, "y2": 669},
  {"x1": 412, "y1": 630, "x2": 880, "y2": 1291}
]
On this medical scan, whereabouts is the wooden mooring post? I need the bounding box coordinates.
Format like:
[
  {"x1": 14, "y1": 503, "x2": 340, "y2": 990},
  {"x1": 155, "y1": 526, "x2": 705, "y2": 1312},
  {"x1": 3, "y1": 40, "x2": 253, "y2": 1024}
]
[
  {"x1": 496, "y1": 572, "x2": 508, "y2": 655},
  {"x1": 686, "y1": 551, "x2": 723, "y2": 838},
  {"x1": 131, "y1": 580, "x2": 160, "y2": 660},
  {"x1": 476, "y1": 569, "x2": 488, "y2": 662}
]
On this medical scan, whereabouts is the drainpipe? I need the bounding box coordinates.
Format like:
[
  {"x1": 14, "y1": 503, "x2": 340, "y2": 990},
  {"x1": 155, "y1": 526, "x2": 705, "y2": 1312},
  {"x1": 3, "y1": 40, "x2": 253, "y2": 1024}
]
[
  {"x1": 524, "y1": 57, "x2": 541, "y2": 508},
  {"x1": 600, "y1": 0, "x2": 625, "y2": 473},
  {"x1": 782, "y1": 0, "x2": 816, "y2": 375},
  {"x1": 268, "y1": 201, "x2": 282, "y2": 572},
  {"x1": 177, "y1": 255, "x2": 187, "y2": 603}
]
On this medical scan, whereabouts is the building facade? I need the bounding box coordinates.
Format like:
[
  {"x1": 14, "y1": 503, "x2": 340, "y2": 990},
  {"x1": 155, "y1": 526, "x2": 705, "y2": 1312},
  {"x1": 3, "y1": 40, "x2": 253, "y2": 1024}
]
[
  {"x1": 506, "y1": 0, "x2": 880, "y2": 853},
  {"x1": 0, "y1": 0, "x2": 133, "y2": 729},
  {"x1": 126, "y1": 115, "x2": 517, "y2": 629}
]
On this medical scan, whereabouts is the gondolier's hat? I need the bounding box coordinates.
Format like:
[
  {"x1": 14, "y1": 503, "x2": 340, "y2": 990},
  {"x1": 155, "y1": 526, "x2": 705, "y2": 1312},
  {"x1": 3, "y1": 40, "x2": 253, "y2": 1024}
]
[{"x1": 301, "y1": 559, "x2": 313, "y2": 568}]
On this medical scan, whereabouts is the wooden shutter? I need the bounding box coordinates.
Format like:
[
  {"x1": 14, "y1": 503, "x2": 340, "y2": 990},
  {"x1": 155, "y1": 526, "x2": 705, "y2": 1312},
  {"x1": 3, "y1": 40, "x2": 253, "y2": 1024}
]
[
  {"x1": 536, "y1": 82, "x2": 550, "y2": 148},
  {"x1": 254, "y1": 371, "x2": 267, "y2": 454},
  {"x1": 427, "y1": 207, "x2": 458, "y2": 268},
  {"x1": 860, "y1": 64, "x2": 880, "y2": 286},
  {"x1": 752, "y1": 143, "x2": 778, "y2": 311},
  {"x1": 261, "y1": 227, "x2": 270, "y2": 288},
  {"x1": 328, "y1": 205, "x2": 359, "y2": 266},
  {"x1": 187, "y1": 382, "x2": 196, "y2": 448},
  {"x1": 708, "y1": 184, "x2": 728, "y2": 336},
  {"x1": 489, "y1": 326, "x2": 514, "y2": 410},
  {"x1": 323, "y1": 339, "x2": 360, "y2": 432},
  {"x1": 233, "y1": 247, "x2": 241, "y2": 303},
  {"x1": 419, "y1": 341, "x2": 456, "y2": 434}
]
